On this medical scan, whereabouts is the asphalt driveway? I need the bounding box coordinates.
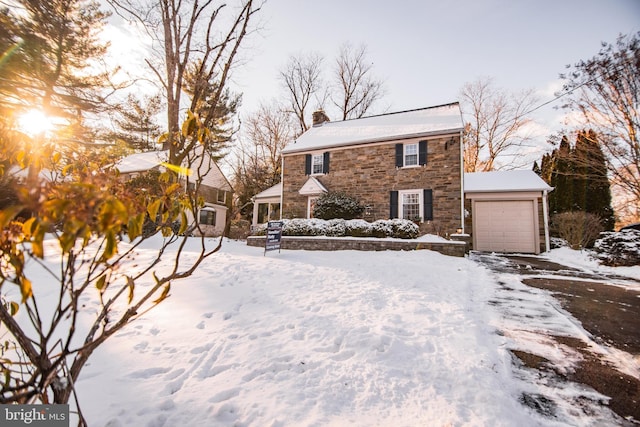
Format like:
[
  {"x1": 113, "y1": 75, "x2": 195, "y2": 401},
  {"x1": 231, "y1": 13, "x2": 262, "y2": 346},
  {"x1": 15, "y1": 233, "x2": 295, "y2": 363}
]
[{"x1": 472, "y1": 251, "x2": 640, "y2": 424}]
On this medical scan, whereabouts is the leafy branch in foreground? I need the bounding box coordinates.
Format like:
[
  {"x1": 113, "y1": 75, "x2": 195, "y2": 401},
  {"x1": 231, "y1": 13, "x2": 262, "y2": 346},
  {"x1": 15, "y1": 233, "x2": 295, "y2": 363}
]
[{"x1": 0, "y1": 113, "x2": 220, "y2": 423}]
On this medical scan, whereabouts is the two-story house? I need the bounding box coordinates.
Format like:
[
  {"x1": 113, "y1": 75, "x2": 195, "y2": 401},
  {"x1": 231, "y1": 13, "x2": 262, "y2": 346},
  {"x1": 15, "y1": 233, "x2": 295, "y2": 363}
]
[
  {"x1": 280, "y1": 103, "x2": 465, "y2": 237},
  {"x1": 116, "y1": 147, "x2": 233, "y2": 236}
]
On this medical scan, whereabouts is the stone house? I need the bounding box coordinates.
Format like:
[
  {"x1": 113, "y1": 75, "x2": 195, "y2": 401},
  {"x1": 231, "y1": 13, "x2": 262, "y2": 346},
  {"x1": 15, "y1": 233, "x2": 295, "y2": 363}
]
[
  {"x1": 116, "y1": 147, "x2": 233, "y2": 236},
  {"x1": 280, "y1": 103, "x2": 465, "y2": 237}
]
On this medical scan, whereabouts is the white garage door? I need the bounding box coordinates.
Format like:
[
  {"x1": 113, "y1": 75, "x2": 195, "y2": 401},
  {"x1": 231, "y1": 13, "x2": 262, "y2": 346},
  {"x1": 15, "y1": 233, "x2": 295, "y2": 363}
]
[{"x1": 474, "y1": 200, "x2": 537, "y2": 253}]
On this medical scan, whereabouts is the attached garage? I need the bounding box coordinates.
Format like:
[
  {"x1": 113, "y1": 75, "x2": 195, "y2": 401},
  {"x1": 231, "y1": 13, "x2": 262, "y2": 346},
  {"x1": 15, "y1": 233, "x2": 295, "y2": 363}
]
[{"x1": 464, "y1": 171, "x2": 553, "y2": 254}]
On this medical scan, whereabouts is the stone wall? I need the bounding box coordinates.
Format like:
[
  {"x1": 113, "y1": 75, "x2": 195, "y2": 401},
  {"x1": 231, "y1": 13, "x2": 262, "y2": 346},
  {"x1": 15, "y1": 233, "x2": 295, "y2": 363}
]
[
  {"x1": 247, "y1": 236, "x2": 466, "y2": 257},
  {"x1": 282, "y1": 135, "x2": 463, "y2": 236}
]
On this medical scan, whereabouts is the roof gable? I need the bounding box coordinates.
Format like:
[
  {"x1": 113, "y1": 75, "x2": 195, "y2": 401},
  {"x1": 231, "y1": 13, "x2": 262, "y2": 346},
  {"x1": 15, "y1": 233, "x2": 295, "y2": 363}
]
[
  {"x1": 282, "y1": 103, "x2": 463, "y2": 154},
  {"x1": 299, "y1": 177, "x2": 328, "y2": 195}
]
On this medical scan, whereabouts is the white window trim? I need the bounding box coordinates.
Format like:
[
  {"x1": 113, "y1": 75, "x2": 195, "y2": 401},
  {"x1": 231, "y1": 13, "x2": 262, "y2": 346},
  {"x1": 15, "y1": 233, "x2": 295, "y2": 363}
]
[
  {"x1": 311, "y1": 153, "x2": 324, "y2": 175},
  {"x1": 217, "y1": 190, "x2": 226, "y2": 204},
  {"x1": 398, "y1": 189, "x2": 423, "y2": 222},
  {"x1": 403, "y1": 143, "x2": 419, "y2": 168}
]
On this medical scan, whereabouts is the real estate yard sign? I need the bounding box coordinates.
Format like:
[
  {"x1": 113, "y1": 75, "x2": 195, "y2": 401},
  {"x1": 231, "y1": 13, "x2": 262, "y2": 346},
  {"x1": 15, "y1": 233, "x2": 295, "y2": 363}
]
[{"x1": 265, "y1": 221, "x2": 283, "y2": 254}]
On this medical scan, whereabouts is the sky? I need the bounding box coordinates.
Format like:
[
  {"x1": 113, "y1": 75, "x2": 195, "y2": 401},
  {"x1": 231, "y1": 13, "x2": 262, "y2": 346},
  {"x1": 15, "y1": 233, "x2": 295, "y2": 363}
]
[
  {"x1": 104, "y1": 0, "x2": 640, "y2": 163},
  {"x1": 230, "y1": 0, "x2": 639, "y2": 134}
]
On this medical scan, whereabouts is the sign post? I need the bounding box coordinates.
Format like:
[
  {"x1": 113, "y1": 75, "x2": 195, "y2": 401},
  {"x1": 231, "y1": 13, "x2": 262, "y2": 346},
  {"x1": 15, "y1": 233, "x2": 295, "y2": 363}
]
[{"x1": 265, "y1": 220, "x2": 283, "y2": 255}]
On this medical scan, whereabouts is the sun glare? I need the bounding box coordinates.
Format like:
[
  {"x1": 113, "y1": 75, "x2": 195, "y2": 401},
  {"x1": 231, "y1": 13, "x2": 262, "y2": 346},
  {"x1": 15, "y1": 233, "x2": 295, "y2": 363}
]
[{"x1": 18, "y1": 109, "x2": 54, "y2": 137}]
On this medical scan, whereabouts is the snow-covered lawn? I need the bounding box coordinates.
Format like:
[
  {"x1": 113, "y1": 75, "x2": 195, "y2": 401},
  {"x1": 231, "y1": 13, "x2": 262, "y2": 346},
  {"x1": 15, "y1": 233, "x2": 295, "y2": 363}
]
[{"x1": 10, "y1": 237, "x2": 640, "y2": 426}]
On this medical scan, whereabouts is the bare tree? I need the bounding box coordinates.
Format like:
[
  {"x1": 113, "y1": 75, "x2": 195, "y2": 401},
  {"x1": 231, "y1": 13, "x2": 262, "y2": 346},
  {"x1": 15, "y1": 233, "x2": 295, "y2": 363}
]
[
  {"x1": 230, "y1": 102, "x2": 294, "y2": 218},
  {"x1": 460, "y1": 77, "x2": 538, "y2": 172},
  {"x1": 279, "y1": 52, "x2": 325, "y2": 134},
  {"x1": 332, "y1": 43, "x2": 384, "y2": 120},
  {"x1": 559, "y1": 31, "x2": 640, "y2": 210},
  {"x1": 107, "y1": 0, "x2": 263, "y2": 165}
]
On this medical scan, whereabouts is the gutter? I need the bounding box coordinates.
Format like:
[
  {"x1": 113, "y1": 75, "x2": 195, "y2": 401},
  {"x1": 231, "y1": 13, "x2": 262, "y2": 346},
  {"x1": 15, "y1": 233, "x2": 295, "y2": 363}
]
[{"x1": 459, "y1": 129, "x2": 465, "y2": 234}]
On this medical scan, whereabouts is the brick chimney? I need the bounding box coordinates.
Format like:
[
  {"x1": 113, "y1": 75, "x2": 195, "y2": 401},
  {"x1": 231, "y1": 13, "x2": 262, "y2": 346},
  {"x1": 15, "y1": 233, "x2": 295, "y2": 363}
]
[{"x1": 312, "y1": 110, "x2": 330, "y2": 127}]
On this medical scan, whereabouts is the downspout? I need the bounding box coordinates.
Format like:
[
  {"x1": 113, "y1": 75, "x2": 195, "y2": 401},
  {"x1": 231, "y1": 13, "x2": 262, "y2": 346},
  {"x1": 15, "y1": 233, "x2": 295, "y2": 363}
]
[
  {"x1": 459, "y1": 130, "x2": 465, "y2": 233},
  {"x1": 279, "y1": 155, "x2": 284, "y2": 220},
  {"x1": 542, "y1": 189, "x2": 550, "y2": 252}
]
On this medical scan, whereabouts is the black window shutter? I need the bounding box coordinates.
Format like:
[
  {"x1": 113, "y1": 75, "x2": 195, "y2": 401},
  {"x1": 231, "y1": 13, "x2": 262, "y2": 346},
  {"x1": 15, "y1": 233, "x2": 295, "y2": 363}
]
[
  {"x1": 305, "y1": 154, "x2": 312, "y2": 175},
  {"x1": 419, "y1": 140, "x2": 428, "y2": 166},
  {"x1": 423, "y1": 189, "x2": 433, "y2": 220},
  {"x1": 390, "y1": 191, "x2": 399, "y2": 219},
  {"x1": 323, "y1": 152, "x2": 330, "y2": 174},
  {"x1": 395, "y1": 144, "x2": 403, "y2": 168}
]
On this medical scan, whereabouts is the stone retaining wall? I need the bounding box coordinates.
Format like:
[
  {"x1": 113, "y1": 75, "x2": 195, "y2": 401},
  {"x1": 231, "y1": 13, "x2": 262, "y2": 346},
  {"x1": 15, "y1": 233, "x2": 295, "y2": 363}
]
[{"x1": 246, "y1": 236, "x2": 466, "y2": 257}]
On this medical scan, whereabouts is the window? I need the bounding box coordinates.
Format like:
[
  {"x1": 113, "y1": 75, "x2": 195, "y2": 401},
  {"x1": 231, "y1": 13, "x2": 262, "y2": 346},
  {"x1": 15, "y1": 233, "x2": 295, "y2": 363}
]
[
  {"x1": 389, "y1": 189, "x2": 433, "y2": 222},
  {"x1": 404, "y1": 143, "x2": 418, "y2": 167},
  {"x1": 395, "y1": 141, "x2": 428, "y2": 168},
  {"x1": 401, "y1": 191, "x2": 421, "y2": 220},
  {"x1": 305, "y1": 152, "x2": 330, "y2": 175},
  {"x1": 217, "y1": 190, "x2": 226, "y2": 204},
  {"x1": 312, "y1": 154, "x2": 324, "y2": 174},
  {"x1": 199, "y1": 208, "x2": 216, "y2": 226},
  {"x1": 257, "y1": 202, "x2": 280, "y2": 224}
]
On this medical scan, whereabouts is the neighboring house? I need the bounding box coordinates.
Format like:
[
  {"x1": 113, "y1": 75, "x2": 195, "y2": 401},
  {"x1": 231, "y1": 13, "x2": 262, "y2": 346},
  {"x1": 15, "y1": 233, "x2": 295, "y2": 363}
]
[
  {"x1": 116, "y1": 147, "x2": 233, "y2": 236},
  {"x1": 281, "y1": 103, "x2": 466, "y2": 237},
  {"x1": 464, "y1": 170, "x2": 552, "y2": 254}
]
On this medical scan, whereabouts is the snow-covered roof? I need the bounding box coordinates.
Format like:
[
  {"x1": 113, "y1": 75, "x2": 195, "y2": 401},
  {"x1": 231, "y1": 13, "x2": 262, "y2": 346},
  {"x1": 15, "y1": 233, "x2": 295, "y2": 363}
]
[
  {"x1": 464, "y1": 170, "x2": 553, "y2": 193},
  {"x1": 116, "y1": 150, "x2": 168, "y2": 174},
  {"x1": 253, "y1": 183, "x2": 282, "y2": 200},
  {"x1": 115, "y1": 149, "x2": 233, "y2": 192},
  {"x1": 282, "y1": 103, "x2": 463, "y2": 154}
]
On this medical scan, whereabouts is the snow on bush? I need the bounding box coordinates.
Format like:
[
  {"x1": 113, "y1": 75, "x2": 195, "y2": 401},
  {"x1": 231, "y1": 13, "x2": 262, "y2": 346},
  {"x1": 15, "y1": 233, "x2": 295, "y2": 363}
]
[
  {"x1": 252, "y1": 218, "x2": 419, "y2": 239},
  {"x1": 325, "y1": 218, "x2": 347, "y2": 237},
  {"x1": 593, "y1": 229, "x2": 640, "y2": 266},
  {"x1": 388, "y1": 218, "x2": 421, "y2": 239},
  {"x1": 313, "y1": 192, "x2": 364, "y2": 220}
]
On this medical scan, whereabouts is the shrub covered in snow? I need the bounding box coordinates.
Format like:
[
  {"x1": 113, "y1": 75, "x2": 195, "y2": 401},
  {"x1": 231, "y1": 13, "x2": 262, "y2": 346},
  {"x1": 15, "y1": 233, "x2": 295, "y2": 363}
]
[
  {"x1": 312, "y1": 192, "x2": 365, "y2": 220},
  {"x1": 592, "y1": 229, "x2": 640, "y2": 266},
  {"x1": 252, "y1": 218, "x2": 419, "y2": 239},
  {"x1": 388, "y1": 218, "x2": 421, "y2": 239}
]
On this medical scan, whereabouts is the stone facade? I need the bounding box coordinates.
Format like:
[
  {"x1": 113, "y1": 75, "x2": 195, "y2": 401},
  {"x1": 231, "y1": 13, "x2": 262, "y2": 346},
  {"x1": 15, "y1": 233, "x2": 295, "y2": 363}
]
[{"x1": 282, "y1": 135, "x2": 463, "y2": 237}]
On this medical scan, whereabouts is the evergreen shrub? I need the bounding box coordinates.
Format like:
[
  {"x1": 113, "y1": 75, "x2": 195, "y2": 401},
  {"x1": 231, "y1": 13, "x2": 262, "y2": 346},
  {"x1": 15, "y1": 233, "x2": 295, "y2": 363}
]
[
  {"x1": 251, "y1": 218, "x2": 419, "y2": 239},
  {"x1": 313, "y1": 192, "x2": 364, "y2": 220}
]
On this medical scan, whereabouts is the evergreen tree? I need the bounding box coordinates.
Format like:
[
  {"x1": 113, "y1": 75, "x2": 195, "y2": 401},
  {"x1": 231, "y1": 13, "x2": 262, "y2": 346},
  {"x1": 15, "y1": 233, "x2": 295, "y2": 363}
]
[
  {"x1": 183, "y1": 61, "x2": 241, "y2": 156},
  {"x1": 576, "y1": 130, "x2": 615, "y2": 230},
  {"x1": 111, "y1": 94, "x2": 163, "y2": 151},
  {"x1": 539, "y1": 131, "x2": 615, "y2": 231},
  {"x1": 1, "y1": 0, "x2": 113, "y2": 133},
  {"x1": 548, "y1": 136, "x2": 574, "y2": 214}
]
